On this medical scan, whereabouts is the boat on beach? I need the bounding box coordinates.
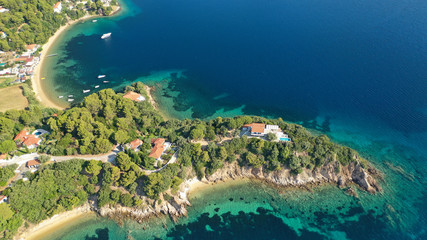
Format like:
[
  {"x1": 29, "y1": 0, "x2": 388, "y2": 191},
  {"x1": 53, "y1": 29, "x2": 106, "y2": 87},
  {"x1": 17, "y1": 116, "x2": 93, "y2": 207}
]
[
  {"x1": 68, "y1": 99, "x2": 74, "y2": 102},
  {"x1": 58, "y1": 96, "x2": 63, "y2": 98},
  {"x1": 98, "y1": 75, "x2": 106, "y2": 79},
  {"x1": 101, "y1": 33, "x2": 111, "y2": 39},
  {"x1": 83, "y1": 89, "x2": 90, "y2": 93},
  {"x1": 94, "y1": 85, "x2": 100, "y2": 88}
]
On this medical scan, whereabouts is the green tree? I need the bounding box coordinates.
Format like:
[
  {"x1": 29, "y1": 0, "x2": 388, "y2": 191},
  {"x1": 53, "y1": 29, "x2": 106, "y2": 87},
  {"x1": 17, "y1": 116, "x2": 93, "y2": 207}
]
[
  {"x1": 0, "y1": 140, "x2": 16, "y2": 154},
  {"x1": 85, "y1": 160, "x2": 102, "y2": 176},
  {"x1": 116, "y1": 152, "x2": 132, "y2": 171}
]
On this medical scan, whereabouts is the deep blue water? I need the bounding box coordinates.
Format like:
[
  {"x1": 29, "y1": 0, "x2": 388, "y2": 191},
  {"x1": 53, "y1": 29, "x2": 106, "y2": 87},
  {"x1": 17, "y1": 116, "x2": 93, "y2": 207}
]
[{"x1": 41, "y1": 0, "x2": 427, "y2": 239}]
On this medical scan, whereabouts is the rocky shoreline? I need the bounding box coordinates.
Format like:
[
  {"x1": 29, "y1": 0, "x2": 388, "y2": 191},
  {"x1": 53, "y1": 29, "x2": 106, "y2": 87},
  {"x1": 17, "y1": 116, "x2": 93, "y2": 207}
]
[{"x1": 95, "y1": 161, "x2": 382, "y2": 224}]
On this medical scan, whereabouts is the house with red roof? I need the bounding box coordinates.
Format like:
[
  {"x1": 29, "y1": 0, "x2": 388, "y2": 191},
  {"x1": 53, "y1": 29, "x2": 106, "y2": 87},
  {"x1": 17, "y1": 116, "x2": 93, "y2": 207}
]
[
  {"x1": 149, "y1": 138, "x2": 166, "y2": 160},
  {"x1": 0, "y1": 195, "x2": 7, "y2": 204},
  {"x1": 14, "y1": 129, "x2": 41, "y2": 149},
  {"x1": 242, "y1": 123, "x2": 291, "y2": 142},
  {"x1": 126, "y1": 139, "x2": 143, "y2": 151},
  {"x1": 53, "y1": 2, "x2": 62, "y2": 13},
  {"x1": 27, "y1": 159, "x2": 41, "y2": 168},
  {"x1": 123, "y1": 91, "x2": 146, "y2": 102}
]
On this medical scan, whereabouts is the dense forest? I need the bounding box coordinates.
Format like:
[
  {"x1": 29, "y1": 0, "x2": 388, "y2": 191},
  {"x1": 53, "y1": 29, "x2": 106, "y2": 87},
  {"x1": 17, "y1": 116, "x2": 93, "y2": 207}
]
[
  {"x1": 0, "y1": 0, "x2": 117, "y2": 52},
  {"x1": 0, "y1": 82, "x2": 368, "y2": 239}
]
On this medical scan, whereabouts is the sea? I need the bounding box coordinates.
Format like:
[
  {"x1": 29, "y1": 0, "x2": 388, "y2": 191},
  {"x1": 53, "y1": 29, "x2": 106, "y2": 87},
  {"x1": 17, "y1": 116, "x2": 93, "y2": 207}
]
[{"x1": 40, "y1": 0, "x2": 427, "y2": 239}]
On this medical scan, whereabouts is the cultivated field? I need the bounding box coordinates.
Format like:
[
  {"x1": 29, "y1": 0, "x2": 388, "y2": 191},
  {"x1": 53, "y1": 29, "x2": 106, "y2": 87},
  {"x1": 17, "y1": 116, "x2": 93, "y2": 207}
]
[{"x1": 0, "y1": 85, "x2": 29, "y2": 111}]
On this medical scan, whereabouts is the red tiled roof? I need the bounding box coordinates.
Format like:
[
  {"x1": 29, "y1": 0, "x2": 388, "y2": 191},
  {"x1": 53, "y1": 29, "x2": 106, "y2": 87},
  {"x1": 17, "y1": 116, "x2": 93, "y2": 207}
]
[
  {"x1": 123, "y1": 91, "x2": 143, "y2": 102},
  {"x1": 0, "y1": 153, "x2": 7, "y2": 159},
  {"x1": 14, "y1": 129, "x2": 28, "y2": 141},
  {"x1": 129, "y1": 139, "x2": 143, "y2": 149},
  {"x1": 27, "y1": 159, "x2": 41, "y2": 167},
  {"x1": 243, "y1": 123, "x2": 265, "y2": 134},
  {"x1": 53, "y1": 2, "x2": 61, "y2": 8},
  {"x1": 0, "y1": 195, "x2": 6, "y2": 201},
  {"x1": 149, "y1": 145, "x2": 165, "y2": 159},
  {"x1": 26, "y1": 44, "x2": 37, "y2": 50},
  {"x1": 22, "y1": 135, "x2": 40, "y2": 147},
  {"x1": 151, "y1": 138, "x2": 165, "y2": 145}
]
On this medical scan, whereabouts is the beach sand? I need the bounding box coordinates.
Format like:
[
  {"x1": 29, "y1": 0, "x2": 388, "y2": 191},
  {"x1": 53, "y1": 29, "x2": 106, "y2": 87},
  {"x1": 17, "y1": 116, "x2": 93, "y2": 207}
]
[
  {"x1": 32, "y1": 5, "x2": 122, "y2": 110},
  {"x1": 32, "y1": 15, "x2": 99, "y2": 110},
  {"x1": 16, "y1": 204, "x2": 94, "y2": 240}
]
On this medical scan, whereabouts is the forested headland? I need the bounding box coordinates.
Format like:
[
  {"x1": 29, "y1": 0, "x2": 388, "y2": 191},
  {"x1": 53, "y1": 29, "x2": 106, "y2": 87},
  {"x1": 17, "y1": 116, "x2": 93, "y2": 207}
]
[{"x1": 0, "y1": 82, "x2": 377, "y2": 239}]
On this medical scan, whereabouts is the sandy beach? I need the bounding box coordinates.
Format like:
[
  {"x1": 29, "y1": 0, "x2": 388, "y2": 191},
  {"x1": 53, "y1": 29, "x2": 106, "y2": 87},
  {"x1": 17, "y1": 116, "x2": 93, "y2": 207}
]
[
  {"x1": 32, "y1": 15, "x2": 97, "y2": 110},
  {"x1": 32, "y1": 4, "x2": 122, "y2": 110},
  {"x1": 15, "y1": 204, "x2": 94, "y2": 240}
]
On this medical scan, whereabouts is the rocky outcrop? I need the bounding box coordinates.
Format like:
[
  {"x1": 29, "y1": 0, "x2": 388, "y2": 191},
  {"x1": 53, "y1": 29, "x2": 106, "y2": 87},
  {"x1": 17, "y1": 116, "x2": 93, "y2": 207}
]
[
  {"x1": 97, "y1": 192, "x2": 191, "y2": 223},
  {"x1": 205, "y1": 161, "x2": 382, "y2": 194},
  {"x1": 97, "y1": 161, "x2": 381, "y2": 224}
]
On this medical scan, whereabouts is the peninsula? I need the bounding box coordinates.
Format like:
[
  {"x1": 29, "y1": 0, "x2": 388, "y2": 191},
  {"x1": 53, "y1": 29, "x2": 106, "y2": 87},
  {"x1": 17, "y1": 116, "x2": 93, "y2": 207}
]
[{"x1": 0, "y1": 82, "x2": 382, "y2": 239}]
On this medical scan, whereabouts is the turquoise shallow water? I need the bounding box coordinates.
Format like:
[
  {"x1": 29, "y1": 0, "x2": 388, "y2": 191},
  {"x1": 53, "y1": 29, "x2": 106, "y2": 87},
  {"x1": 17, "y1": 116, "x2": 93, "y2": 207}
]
[{"x1": 40, "y1": 0, "x2": 427, "y2": 238}]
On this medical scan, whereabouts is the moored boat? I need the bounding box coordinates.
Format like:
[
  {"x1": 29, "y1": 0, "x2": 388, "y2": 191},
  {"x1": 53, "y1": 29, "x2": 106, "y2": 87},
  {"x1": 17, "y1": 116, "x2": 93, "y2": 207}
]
[
  {"x1": 94, "y1": 85, "x2": 100, "y2": 88},
  {"x1": 58, "y1": 96, "x2": 63, "y2": 98},
  {"x1": 103, "y1": 81, "x2": 109, "y2": 83},
  {"x1": 68, "y1": 99, "x2": 74, "y2": 102},
  {"x1": 68, "y1": 95, "x2": 73, "y2": 97},
  {"x1": 97, "y1": 75, "x2": 106, "y2": 79},
  {"x1": 101, "y1": 33, "x2": 111, "y2": 39},
  {"x1": 83, "y1": 89, "x2": 90, "y2": 93}
]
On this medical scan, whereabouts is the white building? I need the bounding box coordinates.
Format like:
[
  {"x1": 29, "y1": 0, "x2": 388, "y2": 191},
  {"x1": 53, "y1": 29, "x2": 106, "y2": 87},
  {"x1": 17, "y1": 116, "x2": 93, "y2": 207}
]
[
  {"x1": 0, "y1": 6, "x2": 10, "y2": 13},
  {"x1": 0, "y1": 195, "x2": 7, "y2": 204},
  {"x1": 242, "y1": 123, "x2": 291, "y2": 142},
  {"x1": 53, "y1": 2, "x2": 62, "y2": 13}
]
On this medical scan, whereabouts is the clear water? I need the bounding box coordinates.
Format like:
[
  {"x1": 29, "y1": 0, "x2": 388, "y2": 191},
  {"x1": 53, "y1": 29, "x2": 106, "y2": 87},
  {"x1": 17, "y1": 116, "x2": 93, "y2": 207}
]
[{"x1": 40, "y1": 0, "x2": 427, "y2": 239}]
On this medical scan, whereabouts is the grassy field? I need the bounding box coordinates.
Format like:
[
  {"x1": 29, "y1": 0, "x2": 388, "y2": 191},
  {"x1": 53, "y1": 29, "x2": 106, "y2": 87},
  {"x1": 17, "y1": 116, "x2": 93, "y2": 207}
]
[
  {"x1": 0, "y1": 76, "x2": 17, "y2": 88},
  {"x1": 0, "y1": 85, "x2": 29, "y2": 111}
]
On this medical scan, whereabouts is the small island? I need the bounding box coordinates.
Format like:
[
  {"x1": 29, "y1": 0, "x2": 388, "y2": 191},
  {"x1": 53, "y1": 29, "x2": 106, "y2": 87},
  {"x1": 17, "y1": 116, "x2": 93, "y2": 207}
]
[{"x1": 0, "y1": 82, "x2": 382, "y2": 239}]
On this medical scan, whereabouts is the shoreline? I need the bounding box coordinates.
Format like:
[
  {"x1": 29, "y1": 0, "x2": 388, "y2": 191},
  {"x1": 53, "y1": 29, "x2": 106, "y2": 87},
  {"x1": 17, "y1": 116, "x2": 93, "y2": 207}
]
[
  {"x1": 32, "y1": 15, "x2": 96, "y2": 110},
  {"x1": 16, "y1": 159, "x2": 380, "y2": 239},
  {"x1": 15, "y1": 204, "x2": 94, "y2": 240},
  {"x1": 32, "y1": 6, "x2": 122, "y2": 110},
  {"x1": 143, "y1": 84, "x2": 171, "y2": 121}
]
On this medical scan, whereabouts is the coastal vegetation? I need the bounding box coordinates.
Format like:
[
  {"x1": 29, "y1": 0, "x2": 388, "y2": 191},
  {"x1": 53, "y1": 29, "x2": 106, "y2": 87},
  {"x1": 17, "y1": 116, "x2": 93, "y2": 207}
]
[
  {"x1": 0, "y1": 0, "x2": 119, "y2": 52},
  {"x1": 0, "y1": 82, "x2": 377, "y2": 239}
]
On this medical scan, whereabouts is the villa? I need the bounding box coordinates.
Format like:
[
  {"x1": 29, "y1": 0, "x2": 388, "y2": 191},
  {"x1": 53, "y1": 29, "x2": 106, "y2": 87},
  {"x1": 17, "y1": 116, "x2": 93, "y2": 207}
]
[
  {"x1": 0, "y1": 6, "x2": 9, "y2": 13},
  {"x1": 123, "y1": 91, "x2": 146, "y2": 102},
  {"x1": 0, "y1": 195, "x2": 7, "y2": 204},
  {"x1": 149, "y1": 138, "x2": 166, "y2": 160},
  {"x1": 27, "y1": 159, "x2": 41, "y2": 168},
  {"x1": 14, "y1": 129, "x2": 42, "y2": 149},
  {"x1": 242, "y1": 123, "x2": 291, "y2": 142},
  {"x1": 53, "y1": 2, "x2": 62, "y2": 13},
  {"x1": 126, "y1": 139, "x2": 143, "y2": 151}
]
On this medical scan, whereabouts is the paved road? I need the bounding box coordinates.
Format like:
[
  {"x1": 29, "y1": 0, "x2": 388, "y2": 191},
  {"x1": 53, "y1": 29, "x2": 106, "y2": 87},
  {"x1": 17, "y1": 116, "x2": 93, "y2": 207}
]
[{"x1": 0, "y1": 146, "x2": 120, "y2": 168}]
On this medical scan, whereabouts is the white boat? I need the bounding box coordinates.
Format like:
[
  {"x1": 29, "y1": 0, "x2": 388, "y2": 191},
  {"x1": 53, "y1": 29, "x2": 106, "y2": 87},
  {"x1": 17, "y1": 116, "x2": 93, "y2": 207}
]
[
  {"x1": 97, "y1": 75, "x2": 106, "y2": 79},
  {"x1": 94, "y1": 85, "x2": 100, "y2": 88},
  {"x1": 58, "y1": 96, "x2": 63, "y2": 98},
  {"x1": 101, "y1": 33, "x2": 111, "y2": 39},
  {"x1": 92, "y1": 20, "x2": 98, "y2": 23},
  {"x1": 68, "y1": 95, "x2": 73, "y2": 97},
  {"x1": 103, "y1": 81, "x2": 109, "y2": 83},
  {"x1": 68, "y1": 99, "x2": 74, "y2": 102},
  {"x1": 83, "y1": 89, "x2": 90, "y2": 93}
]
